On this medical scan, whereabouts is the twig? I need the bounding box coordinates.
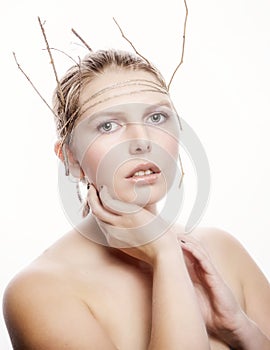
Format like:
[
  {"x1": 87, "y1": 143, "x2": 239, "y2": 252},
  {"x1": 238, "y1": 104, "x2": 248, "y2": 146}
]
[
  {"x1": 71, "y1": 28, "x2": 93, "y2": 52},
  {"x1": 12, "y1": 52, "x2": 58, "y2": 118},
  {"x1": 178, "y1": 153, "x2": 185, "y2": 189},
  {"x1": 38, "y1": 16, "x2": 65, "y2": 107},
  {"x1": 113, "y1": 17, "x2": 150, "y2": 65},
  {"x1": 167, "y1": 0, "x2": 188, "y2": 90},
  {"x1": 42, "y1": 47, "x2": 80, "y2": 66}
]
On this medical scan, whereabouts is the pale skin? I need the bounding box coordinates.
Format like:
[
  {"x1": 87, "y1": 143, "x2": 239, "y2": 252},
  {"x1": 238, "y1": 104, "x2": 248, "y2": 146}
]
[{"x1": 3, "y1": 69, "x2": 270, "y2": 350}]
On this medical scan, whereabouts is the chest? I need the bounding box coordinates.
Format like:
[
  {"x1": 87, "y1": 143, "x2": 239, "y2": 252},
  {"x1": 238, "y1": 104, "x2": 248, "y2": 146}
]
[{"x1": 76, "y1": 263, "x2": 234, "y2": 350}]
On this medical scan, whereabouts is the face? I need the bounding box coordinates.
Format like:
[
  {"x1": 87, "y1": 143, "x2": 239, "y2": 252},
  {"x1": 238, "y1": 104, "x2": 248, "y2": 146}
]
[{"x1": 69, "y1": 69, "x2": 180, "y2": 209}]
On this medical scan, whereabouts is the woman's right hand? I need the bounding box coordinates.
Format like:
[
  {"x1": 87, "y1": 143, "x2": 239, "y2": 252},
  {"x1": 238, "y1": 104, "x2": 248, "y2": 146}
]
[{"x1": 86, "y1": 184, "x2": 179, "y2": 265}]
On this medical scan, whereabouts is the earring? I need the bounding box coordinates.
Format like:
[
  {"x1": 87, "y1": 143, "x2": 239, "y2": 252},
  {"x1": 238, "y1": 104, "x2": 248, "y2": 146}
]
[
  {"x1": 82, "y1": 181, "x2": 91, "y2": 217},
  {"x1": 76, "y1": 179, "x2": 90, "y2": 204},
  {"x1": 82, "y1": 200, "x2": 90, "y2": 217},
  {"x1": 75, "y1": 180, "x2": 91, "y2": 217},
  {"x1": 76, "y1": 182, "x2": 83, "y2": 203}
]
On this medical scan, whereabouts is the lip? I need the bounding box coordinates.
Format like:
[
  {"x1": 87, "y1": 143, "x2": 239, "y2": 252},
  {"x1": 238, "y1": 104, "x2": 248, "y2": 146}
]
[
  {"x1": 125, "y1": 162, "x2": 161, "y2": 179},
  {"x1": 126, "y1": 172, "x2": 160, "y2": 185}
]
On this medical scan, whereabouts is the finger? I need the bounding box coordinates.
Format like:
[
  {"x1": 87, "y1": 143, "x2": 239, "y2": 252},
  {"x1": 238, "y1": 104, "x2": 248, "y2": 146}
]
[
  {"x1": 94, "y1": 219, "x2": 125, "y2": 247},
  {"x1": 179, "y1": 234, "x2": 211, "y2": 259},
  {"x1": 87, "y1": 185, "x2": 119, "y2": 224},
  {"x1": 97, "y1": 220, "x2": 136, "y2": 248},
  {"x1": 179, "y1": 236, "x2": 219, "y2": 277},
  {"x1": 99, "y1": 185, "x2": 142, "y2": 215}
]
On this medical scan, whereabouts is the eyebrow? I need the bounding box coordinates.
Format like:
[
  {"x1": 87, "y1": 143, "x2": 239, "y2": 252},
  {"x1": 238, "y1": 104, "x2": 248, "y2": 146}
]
[
  {"x1": 143, "y1": 100, "x2": 174, "y2": 114},
  {"x1": 85, "y1": 100, "x2": 174, "y2": 123}
]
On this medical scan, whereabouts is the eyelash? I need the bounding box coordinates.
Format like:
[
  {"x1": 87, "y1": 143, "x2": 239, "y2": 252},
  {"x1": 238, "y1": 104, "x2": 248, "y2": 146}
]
[
  {"x1": 146, "y1": 112, "x2": 168, "y2": 125},
  {"x1": 97, "y1": 112, "x2": 169, "y2": 134},
  {"x1": 97, "y1": 120, "x2": 121, "y2": 134}
]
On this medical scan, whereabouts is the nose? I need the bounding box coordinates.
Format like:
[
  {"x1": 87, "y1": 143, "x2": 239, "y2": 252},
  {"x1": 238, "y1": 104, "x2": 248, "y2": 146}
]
[
  {"x1": 127, "y1": 123, "x2": 152, "y2": 155},
  {"x1": 129, "y1": 138, "x2": 152, "y2": 154}
]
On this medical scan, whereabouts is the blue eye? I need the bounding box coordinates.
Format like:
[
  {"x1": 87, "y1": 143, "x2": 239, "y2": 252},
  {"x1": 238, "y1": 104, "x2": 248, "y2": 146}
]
[
  {"x1": 98, "y1": 121, "x2": 120, "y2": 133},
  {"x1": 147, "y1": 113, "x2": 167, "y2": 125}
]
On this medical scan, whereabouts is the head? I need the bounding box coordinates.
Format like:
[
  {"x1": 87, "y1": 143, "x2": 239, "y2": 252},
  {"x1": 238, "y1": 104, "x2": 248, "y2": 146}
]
[{"x1": 54, "y1": 49, "x2": 181, "y2": 215}]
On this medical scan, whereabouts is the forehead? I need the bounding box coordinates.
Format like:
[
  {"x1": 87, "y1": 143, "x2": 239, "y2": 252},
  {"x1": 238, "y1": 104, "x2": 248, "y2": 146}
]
[{"x1": 79, "y1": 69, "x2": 170, "y2": 119}]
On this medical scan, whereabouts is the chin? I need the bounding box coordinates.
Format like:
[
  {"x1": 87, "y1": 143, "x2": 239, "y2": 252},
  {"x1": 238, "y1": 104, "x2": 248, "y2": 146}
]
[{"x1": 114, "y1": 181, "x2": 167, "y2": 208}]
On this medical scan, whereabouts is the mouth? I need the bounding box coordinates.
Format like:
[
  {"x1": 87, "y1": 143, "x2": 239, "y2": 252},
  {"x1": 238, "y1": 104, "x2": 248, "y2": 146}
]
[{"x1": 125, "y1": 162, "x2": 161, "y2": 184}]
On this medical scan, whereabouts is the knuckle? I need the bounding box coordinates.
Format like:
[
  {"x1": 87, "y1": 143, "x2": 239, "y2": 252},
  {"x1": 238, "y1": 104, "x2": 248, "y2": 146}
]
[
  {"x1": 91, "y1": 209, "x2": 97, "y2": 217},
  {"x1": 91, "y1": 205, "x2": 99, "y2": 217}
]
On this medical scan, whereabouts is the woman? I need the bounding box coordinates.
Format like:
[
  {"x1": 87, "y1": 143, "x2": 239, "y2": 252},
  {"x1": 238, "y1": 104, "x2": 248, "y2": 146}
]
[{"x1": 3, "y1": 49, "x2": 270, "y2": 349}]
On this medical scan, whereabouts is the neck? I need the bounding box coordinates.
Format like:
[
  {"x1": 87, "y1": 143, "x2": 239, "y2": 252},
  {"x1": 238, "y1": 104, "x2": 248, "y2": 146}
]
[{"x1": 76, "y1": 214, "x2": 153, "y2": 272}]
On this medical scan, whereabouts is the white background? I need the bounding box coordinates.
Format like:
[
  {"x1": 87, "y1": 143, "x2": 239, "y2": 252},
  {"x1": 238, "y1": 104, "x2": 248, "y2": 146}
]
[{"x1": 1, "y1": 0, "x2": 269, "y2": 348}]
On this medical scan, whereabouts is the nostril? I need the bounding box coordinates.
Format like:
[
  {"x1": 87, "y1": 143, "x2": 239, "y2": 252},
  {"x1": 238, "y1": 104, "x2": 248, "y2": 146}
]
[{"x1": 129, "y1": 139, "x2": 152, "y2": 155}]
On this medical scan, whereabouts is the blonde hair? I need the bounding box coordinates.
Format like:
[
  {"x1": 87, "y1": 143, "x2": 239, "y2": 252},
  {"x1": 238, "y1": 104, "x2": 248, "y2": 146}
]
[{"x1": 52, "y1": 49, "x2": 168, "y2": 147}]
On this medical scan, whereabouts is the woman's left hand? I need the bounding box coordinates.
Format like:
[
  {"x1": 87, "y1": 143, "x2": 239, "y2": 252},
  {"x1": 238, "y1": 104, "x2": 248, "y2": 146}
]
[{"x1": 178, "y1": 235, "x2": 247, "y2": 344}]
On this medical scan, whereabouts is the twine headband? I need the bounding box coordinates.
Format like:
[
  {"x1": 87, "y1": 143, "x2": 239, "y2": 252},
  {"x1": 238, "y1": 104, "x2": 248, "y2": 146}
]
[{"x1": 78, "y1": 79, "x2": 169, "y2": 116}]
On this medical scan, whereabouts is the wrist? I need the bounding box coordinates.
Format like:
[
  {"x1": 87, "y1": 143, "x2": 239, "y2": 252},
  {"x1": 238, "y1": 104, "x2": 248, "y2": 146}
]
[
  {"x1": 225, "y1": 312, "x2": 269, "y2": 350},
  {"x1": 152, "y1": 244, "x2": 185, "y2": 269}
]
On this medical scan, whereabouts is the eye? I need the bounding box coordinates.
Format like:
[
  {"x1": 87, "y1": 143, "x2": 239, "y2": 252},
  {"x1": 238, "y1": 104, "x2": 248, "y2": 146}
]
[
  {"x1": 98, "y1": 121, "x2": 120, "y2": 134},
  {"x1": 147, "y1": 113, "x2": 167, "y2": 125}
]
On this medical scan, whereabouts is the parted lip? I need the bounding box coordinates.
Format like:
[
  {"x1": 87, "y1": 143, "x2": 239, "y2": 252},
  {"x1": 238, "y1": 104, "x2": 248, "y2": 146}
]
[{"x1": 125, "y1": 162, "x2": 161, "y2": 178}]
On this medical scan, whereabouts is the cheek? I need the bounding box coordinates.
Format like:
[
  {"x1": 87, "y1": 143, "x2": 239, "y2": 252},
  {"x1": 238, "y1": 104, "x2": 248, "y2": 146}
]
[
  {"x1": 81, "y1": 143, "x2": 108, "y2": 183},
  {"x1": 75, "y1": 127, "x2": 122, "y2": 183},
  {"x1": 163, "y1": 138, "x2": 179, "y2": 159},
  {"x1": 151, "y1": 129, "x2": 179, "y2": 159}
]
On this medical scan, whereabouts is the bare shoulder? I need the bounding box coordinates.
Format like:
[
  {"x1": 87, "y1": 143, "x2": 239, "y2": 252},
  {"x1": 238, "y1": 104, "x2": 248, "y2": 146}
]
[
  {"x1": 190, "y1": 225, "x2": 247, "y2": 264},
  {"x1": 190, "y1": 226, "x2": 270, "y2": 337},
  {"x1": 3, "y1": 255, "x2": 72, "y2": 307},
  {"x1": 3, "y1": 232, "x2": 85, "y2": 315},
  {"x1": 190, "y1": 225, "x2": 243, "y2": 249},
  {"x1": 189, "y1": 225, "x2": 269, "y2": 285},
  {"x1": 3, "y1": 260, "x2": 72, "y2": 348},
  {"x1": 3, "y1": 234, "x2": 117, "y2": 350},
  {"x1": 190, "y1": 225, "x2": 268, "y2": 279}
]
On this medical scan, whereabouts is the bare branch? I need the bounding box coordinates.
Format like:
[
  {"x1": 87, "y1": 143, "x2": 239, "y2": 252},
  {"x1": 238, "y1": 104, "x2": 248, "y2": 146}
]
[
  {"x1": 71, "y1": 28, "x2": 93, "y2": 52},
  {"x1": 113, "y1": 17, "x2": 150, "y2": 65},
  {"x1": 167, "y1": 0, "x2": 188, "y2": 90},
  {"x1": 13, "y1": 52, "x2": 58, "y2": 118},
  {"x1": 178, "y1": 153, "x2": 185, "y2": 189},
  {"x1": 37, "y1": 16, "x2": 65, "y2": 107},
  {"x1": 43, "y1": 47, "x2": 80, "y2": 66}
]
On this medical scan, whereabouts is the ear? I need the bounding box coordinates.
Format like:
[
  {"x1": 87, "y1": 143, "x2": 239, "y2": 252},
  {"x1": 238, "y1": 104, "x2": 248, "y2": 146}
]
[{"x1": 54, "y1": 141, "x2": 85, "y2": 180}]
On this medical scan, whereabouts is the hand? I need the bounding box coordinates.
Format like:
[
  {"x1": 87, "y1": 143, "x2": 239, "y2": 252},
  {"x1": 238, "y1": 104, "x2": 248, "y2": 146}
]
[
  {"x1": 87, "y1": 184, "x2": 179, "y2": 265},
  {"x1": 179, "y1": 235, "x2": 247, "y2": 343}
]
